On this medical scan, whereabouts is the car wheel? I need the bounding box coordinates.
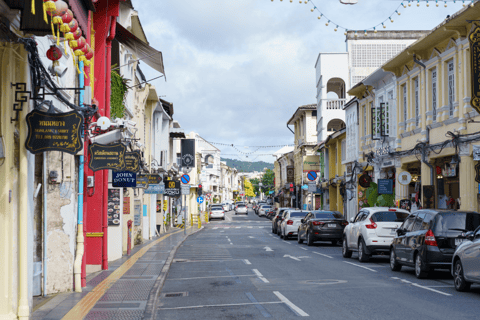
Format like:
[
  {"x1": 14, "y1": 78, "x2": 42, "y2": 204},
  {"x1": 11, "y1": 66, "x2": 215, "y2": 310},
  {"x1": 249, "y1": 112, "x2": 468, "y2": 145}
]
[
  {"x1": 307, "y1": 232, "x2": 314, "y2": 246},
  {"x1": 390, "y1": 248, "x2": 402, "y2": 271},
  {"x1": 342, "y1": 238, "x2": 352, "y2": 258},
  {"x1": 414, "y1": 253, "x2": 429, "y2": 279},
  {"x1": 454, "y1": 259, "x2": 471, "y2": 292},
  {"x1": 280, "y1": 231, "x2": 284, "y2": 239},
  {"x1": 284, "y1": 230, "x2": 289, "y2": 240},
  {"x1": 358, "y1": 239, "x2": 370, "y2": 262},
  {"x1": 297, "y1": 231, "x2": 303, "y2": 244}
]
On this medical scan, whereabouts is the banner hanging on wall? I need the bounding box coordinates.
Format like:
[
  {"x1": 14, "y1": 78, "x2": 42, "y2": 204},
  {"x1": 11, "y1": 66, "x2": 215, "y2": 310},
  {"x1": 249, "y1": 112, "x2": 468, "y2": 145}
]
[{"x1": 25, "y1": 110, "x2": 83, "y2": 155}]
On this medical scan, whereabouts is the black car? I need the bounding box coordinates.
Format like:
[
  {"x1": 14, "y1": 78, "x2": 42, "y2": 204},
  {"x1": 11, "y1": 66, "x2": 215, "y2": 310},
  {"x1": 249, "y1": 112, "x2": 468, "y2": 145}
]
[
  {"x1": 390, "y1": 210, "x2": 480, "y2": 279},
  {"x1": 297, "y1": 211, "x2": 347, "y2": 246},
  {"x1": 272, "y1": 208, "x2": 290, "y2": 234}
]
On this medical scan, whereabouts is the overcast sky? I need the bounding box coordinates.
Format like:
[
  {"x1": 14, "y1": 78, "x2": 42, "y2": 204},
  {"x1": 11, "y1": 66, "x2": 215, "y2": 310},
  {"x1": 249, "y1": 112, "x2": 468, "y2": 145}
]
[{"x1": 135, "y1": 0, "x2": 466, "y2": 163}]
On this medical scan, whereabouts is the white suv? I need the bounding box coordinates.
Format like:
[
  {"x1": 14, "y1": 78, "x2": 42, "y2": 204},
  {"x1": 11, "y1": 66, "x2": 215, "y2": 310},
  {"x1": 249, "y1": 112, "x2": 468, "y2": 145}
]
[{"x1": 342, "y1": 207, "x2": 410, "y2": 262}]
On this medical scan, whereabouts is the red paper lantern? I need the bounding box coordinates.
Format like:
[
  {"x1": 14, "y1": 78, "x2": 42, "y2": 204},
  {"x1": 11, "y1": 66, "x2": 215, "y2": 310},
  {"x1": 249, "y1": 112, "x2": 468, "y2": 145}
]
[
  {"x1": 46, "y1": 45, "x2": 63, "y2": 61},
  {"x1": 72, "y1": 36, "x2": 86, "y2": 56},
  {"x1": 85, "y1": 48, "x2": 93, "y2": 60},
  {"x1": 43, "y1": 0, "x2": 57, "y2": 13},
  {"x1": 67, "y1": 28, "x2": 82, "y2": 47},
  {"x1": 48, "y1": 0, "x2": 68, "y2": 21},
  {"x1": 79, "y1": 44, "x2": 92, "y2": 62},
  {"x1": 60, "y1": 9, "x2": 73, "y2": 33}
]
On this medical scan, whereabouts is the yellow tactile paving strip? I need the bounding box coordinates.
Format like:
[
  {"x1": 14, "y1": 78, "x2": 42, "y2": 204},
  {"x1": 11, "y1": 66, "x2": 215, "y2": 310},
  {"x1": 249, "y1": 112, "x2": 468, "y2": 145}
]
[{"x1": 63, "y1": 229, "x2": 185, "y2": 320}]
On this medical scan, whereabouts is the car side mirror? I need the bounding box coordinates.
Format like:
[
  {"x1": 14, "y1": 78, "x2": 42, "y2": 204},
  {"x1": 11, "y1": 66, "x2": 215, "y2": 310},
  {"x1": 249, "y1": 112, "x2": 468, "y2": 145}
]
[
  {"x1": 349, "y1": 217, "x2": 354, "y2": 223},
  {"x1": 301, "y1": 219, "x2": 304, "y2": 223},
  {"x1": 396, "y1": 228, "x2": 405, "y2": 236}
]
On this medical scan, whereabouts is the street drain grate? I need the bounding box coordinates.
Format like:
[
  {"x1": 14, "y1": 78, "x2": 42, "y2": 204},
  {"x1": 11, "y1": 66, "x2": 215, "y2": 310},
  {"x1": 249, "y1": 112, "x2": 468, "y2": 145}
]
[{"x1": 163, "y1": 292, "x2": 188, "y2": 298}]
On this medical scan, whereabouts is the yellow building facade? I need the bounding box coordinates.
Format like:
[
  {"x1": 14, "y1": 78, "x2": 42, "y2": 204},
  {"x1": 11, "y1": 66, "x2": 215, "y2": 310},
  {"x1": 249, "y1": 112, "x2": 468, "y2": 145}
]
[{"x1": 326, "y1": 130, "x2": 346, "y2": 213}]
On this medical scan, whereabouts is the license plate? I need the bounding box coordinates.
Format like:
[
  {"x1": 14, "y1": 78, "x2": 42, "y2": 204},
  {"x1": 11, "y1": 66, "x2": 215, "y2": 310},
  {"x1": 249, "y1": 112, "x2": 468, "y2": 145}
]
[
  {"x1": 455, "y1": 238, "x2": 463, "y2": 246},
  {"x1": 327, "y1": 224, "x2": 336, "y2": 228}
]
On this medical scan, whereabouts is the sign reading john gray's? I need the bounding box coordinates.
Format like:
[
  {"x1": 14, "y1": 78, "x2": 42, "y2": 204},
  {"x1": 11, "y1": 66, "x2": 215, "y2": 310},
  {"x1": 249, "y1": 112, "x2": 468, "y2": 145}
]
[
  {"x1": 88, "y1": 143, "x2": 126, "y2": 172},
  {"x1": 181, "y1": 139, "x2": 195, "y2": 168},
  {"x1": 25, "y1": 109, "x2": 83, "y2": 155}
]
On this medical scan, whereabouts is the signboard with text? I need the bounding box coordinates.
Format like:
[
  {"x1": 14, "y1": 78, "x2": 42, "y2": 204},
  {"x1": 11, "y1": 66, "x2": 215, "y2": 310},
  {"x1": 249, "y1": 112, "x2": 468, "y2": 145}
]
[
  {"x1": 303, "y1": 156, "x2": 320, "y2": 172},
  {"x1": 112, "y1": 171, "x2": 136, "y2": 188},
  {"x1": 469, "y1": 26, "x2": 480, "y2": 114},
  {"x1": 88, "y1": 143, "x2": 126, "y2": 172},
  {"x1": 378, "y1": 179, "x2": 393, "y2": 195},
  {"x1": 165, "y1": 180, "x2": 181, "y2": 197},
  {"x1": 25, "y1": 110, "x2": 83, "y2": 155},
  {"x1": 144, "y1": 183, "x2": 165, "y2": 194},
  {"x1": 181, "y1": 139, "x2": 196, "y2": 168},
  {"x1": 125, "y1": 151, "x2": 141, "y2": 173}
]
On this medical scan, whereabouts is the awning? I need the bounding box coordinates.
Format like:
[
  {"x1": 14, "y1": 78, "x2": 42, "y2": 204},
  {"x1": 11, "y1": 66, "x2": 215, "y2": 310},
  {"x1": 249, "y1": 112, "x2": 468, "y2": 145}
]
[
  {"x1": 170, "y1": 128, "x2": 186, "y2": 139},
  {"x1": 115, "y1": 23, "x2": 165, "y2": 76}
]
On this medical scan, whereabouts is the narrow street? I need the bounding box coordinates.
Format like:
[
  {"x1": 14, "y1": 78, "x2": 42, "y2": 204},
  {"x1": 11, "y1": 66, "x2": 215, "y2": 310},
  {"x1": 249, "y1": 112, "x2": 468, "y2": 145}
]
[{"x1": 155, "y1": 206, "x2": 480, "y2": 320}]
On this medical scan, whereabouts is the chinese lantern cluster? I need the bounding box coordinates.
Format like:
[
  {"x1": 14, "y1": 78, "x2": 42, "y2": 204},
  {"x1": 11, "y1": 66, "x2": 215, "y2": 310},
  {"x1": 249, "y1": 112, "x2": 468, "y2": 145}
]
[{"x1": 43, "y1": 0, "x2": 94, "y2": 68}]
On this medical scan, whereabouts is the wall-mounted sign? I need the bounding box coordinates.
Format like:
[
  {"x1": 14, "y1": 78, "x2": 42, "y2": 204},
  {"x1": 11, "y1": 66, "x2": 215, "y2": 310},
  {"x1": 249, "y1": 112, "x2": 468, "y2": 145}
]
[
  {"x1": 181, "y1": 185, "x2": 191, "y2": 195},
  {"x1": 144, "y1": 182, "x2": 165, "y2": 194},
  {"x1": 123, "y1": 197, "x2": 130, "y2": 215},
  {"x1": 469, "y1": 26, "x2": 480, "y2": 114},
  {"x1": 165, "y1": 180, "x2": 181, "y2": 197},
  {"x1": 112, "y1": 171, "x2": 136, "y2": 188},
  {"x1": 107, "y1": 189, "x2": 121, "y2": 226},
  {"x1": 125, "y1": 151, "x2": 141, "y2": 173},
  {"x1": 181, "y1": 139, "x2": 195, "y2": 168},
  {"x1": 397, "y1": 171, "x2": 412, "y2": 185},
  {"x1": 378, "y1": 179, "x2": 393, "y2": 195},
  {"x1": 88, "y1": 143, "x2": 126, "y2": 172},
  {"x1": 287, "y1": 166, "x2": 294, "y2": 183},
  {"x1": 25, "y1": 110, "x2": 83, "y2": 155},
  {"x1": 303, "y1": 156, "x2": 320, "y2": 172},
  {"x1": 475, "y1": 162, "x2": 480, "y2": 184}
]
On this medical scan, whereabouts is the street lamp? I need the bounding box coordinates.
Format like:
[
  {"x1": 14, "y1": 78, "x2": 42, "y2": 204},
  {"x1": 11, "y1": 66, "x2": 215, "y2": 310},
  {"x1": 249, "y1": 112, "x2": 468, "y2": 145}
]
[{"x1": 258, "y1": 182, "x2": 263, "y2": 200}]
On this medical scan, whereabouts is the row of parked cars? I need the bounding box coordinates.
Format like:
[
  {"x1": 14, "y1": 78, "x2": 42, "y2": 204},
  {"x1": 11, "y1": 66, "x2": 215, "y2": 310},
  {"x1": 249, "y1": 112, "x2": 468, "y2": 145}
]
[{"x1": 271, "y1": 206, "x2": 480, "y2": 292}]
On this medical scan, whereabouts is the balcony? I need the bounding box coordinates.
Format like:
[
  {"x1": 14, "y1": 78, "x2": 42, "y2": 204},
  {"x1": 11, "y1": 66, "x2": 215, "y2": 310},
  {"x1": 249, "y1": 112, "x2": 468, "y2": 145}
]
[{"x1": 322, "y1": 99, "x2": 346, "y2": 110}]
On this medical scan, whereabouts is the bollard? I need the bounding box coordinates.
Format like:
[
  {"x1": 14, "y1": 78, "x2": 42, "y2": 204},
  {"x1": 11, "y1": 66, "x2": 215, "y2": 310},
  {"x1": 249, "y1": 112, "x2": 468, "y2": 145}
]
[
  {"x1": 205, "y1": 212, "x2": 209, "y2": 223},
  {"x1": 190, "y1": 214, "x2": 193, "y2": 227},
  {"x1": 198, "y1": 213, "x2": 201, "y2": 229}
]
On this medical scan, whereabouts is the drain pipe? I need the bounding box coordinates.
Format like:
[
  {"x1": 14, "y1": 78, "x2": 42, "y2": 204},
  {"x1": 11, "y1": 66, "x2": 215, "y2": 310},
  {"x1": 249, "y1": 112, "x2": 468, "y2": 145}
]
[
  {"x1": 74, "y1": 61, "x2": 85, "y2": 292},
  {"x1": 287, "y1": 123, "x2": 295, "y2": 135}
]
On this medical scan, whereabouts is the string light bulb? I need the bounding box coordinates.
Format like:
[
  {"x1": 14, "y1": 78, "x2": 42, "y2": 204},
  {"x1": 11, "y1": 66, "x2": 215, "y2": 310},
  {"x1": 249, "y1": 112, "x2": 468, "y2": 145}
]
[
  {"x1": 304, "y1": 0, "x2": 308, "y2": 3},
  {"x1": 344, "y1": 30, "x2": 348, "y2": 36},
  {"x1": 325, "y1": 20, "x2": 330, "y2": 26},
  {"x1": 354, "y1": 31, "x2": 358, "y2": 37},
  {"x1": 463, "y1": 0, "x2": 466, "y2": 7},
  {"x1": 417, "y1": 0, "x2": 420, "y2": 6},
  {"x1": 311, "y1": 8, "x2": 314, "y2": 12},
  {"x1": 334, "y1": 25, "x2": 338, "y2": 32},
  {"x1": 382, "y1": 22, "x2": 386, "y2": 28},
  {"x1": 389, "y1": 17, "x2": 394, "y2": 23},
  {"x1": 471, "y1": 0, "x2": 474, "y2": 7},
  {"x1": 364, "y1": 30, "x2": 368, "y2": 36},
  {"x1": 436, "y1": 0, "x2": 440, "y2": 7},
  {"x1": 408, "y1": 1, "x2": 412, "y2": 6},
  {"x1": 426, "y1": 1, "x2": 429, "y2": 7},
  {"x1": 374, "y1": 27, "x2": 377, "y2": 33},
  {"x1": 318, "y1": 15, "x2": 321, "y2": 19},
  {"x1": 402, "y1": 2, "x2": 406, "y2": 8},
  {"x1": 445, "y1": 1, "x2": 447, "y2": 7},
  {"x1": 396, "y1": 10, "x2": 401, "y2": 16}
]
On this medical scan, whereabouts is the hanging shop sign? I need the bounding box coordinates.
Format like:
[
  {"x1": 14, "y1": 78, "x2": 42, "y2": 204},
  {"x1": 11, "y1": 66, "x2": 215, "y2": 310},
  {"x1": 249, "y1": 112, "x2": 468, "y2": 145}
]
[
  {"x1": 359, "y1": 173, "x2": 372, "y2": 188},
  {"x1": 378, "y1": 179, "x2": 393, "y2": 195},
  {"x1": 165, "y1": 180, "x2": 181, "y2": 197},
  {"x1": 25, "y1": 109, "x2": 83, "y2": 155},
  {"x1": 144, "y1": 183, "x2": 165, "y2": 194},
  {"x1": 475, "y1": 162, "x2": 480, "y2": 184},
  {"x1": 303, "y1": 156, "x2": 320, "y2": 172},
  {"x1": 397, "y1": 171, "x2": 412, "y2": 185},
  {"x1": 181, "y1": 139, "x2": 196, "y2": 168},
  {"x1": 88, "y1": 143, "x2": 126, "y2": 171},
  {"x1": 469, "y1": 26, "x2": 480, "y2": 114},
  {"x1": 287, "y1": 166, "x2": 295, "y2": 183},
  {"x1": 112, "y1": 171, "x2": 136, "y2": 188},
  {"x1": 107, "y1": 189, "x2": 121, "y2": 226},
  {"x1": 136, "y1": 175, "x2": 149, "y2": 188},
  {"x1": 125, "y1": 151, "x2": 141, "y2": 173},
  {"x1": 473, "y1": 145, "x2": 480, "y2": 161}
]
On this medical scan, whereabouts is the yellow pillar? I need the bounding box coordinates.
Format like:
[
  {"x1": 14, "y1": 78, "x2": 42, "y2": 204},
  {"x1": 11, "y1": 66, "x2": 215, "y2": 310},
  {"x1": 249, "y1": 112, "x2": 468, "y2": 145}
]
[
  {"x1": 421, "y1": 162, "x2": 432, "y2": 208},
  {"x1": 395, "y1": 165, "x2": 409, "y2": 202},
  {"x1": 460, "y1": 156, "x2": 477, "y2": 211}
]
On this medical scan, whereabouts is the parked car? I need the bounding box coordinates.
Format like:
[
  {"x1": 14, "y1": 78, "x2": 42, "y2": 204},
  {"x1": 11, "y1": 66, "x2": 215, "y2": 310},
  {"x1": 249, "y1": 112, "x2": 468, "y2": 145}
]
[
  {"x1": 343, "y1": 207, "x2": 410, "y2": 262},
  {"x1": 272, "y1": 208, "x2": 291, "y2": 234},
  {"x1": 258, "y1": 205, "x2": 272, "y2": 217},
  {"x1": 255, "y1": 202, "x2": 267, "y2": 214},
  {"x1": 452, "y1": 225, "x2": 480, "y2": 291},
  {"x1": 266, "y1": 207, "x2": 277, "y2": 220},
  {"x1": 235, "y1": 204, "x2": 248, "y2": 215},
  {"x1": 298, "y1": 211, "x2": 347, "y2": 246},
  {"x1": 390, "y1": 210, "x2": 480, "y2": 279},
  {"x1": 209, "y1": 206, "x2": 225, "y2": 220},
  {"x1": 279, "y1": 210, "x2": 309, "y2": 239}
]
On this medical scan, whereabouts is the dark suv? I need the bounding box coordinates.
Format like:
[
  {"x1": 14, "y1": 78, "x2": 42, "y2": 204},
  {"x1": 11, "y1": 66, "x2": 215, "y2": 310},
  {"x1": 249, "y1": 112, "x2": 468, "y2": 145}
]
[{"x1": 390, "y1": 210, "x2": 480, "y2": 278}]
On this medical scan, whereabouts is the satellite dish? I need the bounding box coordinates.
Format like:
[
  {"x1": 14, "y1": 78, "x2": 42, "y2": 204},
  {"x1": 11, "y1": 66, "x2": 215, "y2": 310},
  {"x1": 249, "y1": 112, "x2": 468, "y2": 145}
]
[{"x1": 97, "y1": 116, "x2": 111, "y2": 131}]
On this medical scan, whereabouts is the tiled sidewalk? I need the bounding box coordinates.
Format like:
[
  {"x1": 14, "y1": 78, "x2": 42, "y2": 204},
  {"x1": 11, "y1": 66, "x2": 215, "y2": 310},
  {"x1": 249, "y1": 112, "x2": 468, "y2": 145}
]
[{"x1": 32, "y1": 226, "x2": 201, "y2": 320}]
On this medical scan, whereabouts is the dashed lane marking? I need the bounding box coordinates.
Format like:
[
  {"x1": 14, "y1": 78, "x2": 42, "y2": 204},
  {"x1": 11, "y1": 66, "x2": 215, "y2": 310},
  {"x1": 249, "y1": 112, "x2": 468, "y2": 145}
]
[
  {"x1": 252, "y1": 269, "x2": 270, "y2": 283},
  {"x1": 273, "y1": 291, "x2": 309, "y2": 317},
  {"x1": 390, "y1": 277, "x2": 452, "y2": 296},
  {"x1": 343, "y1": 261, "x2": 377, "y2": 272},
  {"x1": 312, "y1": 252, "x2": 333, "y2": 259},
  {"x1": 243, "y1": 259, "x2": 252, "y2": 265},
  {"x1": 157, "y1": 301, "x2": 283, "y2": 311}
]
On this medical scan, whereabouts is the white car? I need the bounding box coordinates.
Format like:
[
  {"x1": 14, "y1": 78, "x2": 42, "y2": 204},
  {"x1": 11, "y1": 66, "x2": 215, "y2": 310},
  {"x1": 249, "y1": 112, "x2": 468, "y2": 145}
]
[
  {"x1": 235, "y1": 204, "x2": 248, "y2": 215},
  {"x1": 280, "y1": 210, "x2": 308, "y2": 240},
  {"x1": 209, "y1": 206, "x2": 225, "y2": 220},
  {"x1": 342, "y1": 207, "x2": 410, "y2": 262},
  {"x1": 222, "y1": 203, "x2": 231, "y2": 212},
  {"x1": 258, "y1": 205, "x2": 272, "y2": 217}
]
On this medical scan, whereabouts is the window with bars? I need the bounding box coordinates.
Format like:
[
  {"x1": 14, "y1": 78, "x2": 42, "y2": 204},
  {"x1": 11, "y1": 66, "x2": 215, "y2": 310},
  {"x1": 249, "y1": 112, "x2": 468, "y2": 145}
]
[
  {"x1": 431, "y1": 68, "x2": 437, "y2": 122},
  {"x1": 414, "y1": 78, "x2": 419, "y2": 126},
  {"x1": 403, "y1": 85, "x2": 407, "y2": 130},
  {"x1": 371, "y1": 100, "x2": 389, "y2": 139},
  {"x1": 448, "y1": 60, "x2": 455, "y2": 116}
]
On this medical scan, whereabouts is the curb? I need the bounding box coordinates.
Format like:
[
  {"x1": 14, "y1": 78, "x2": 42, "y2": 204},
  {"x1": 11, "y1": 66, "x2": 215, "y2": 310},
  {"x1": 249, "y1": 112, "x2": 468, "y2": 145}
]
[{"x1": 143, "y1": 226, "x2": 205, "y2": 320}]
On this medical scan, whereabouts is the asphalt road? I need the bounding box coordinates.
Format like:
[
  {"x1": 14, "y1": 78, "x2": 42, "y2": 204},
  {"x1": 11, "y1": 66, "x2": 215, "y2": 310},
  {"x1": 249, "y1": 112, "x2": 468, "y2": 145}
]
[{"x1": 155, "y1": 206, "x2": 480, "y2": 319}]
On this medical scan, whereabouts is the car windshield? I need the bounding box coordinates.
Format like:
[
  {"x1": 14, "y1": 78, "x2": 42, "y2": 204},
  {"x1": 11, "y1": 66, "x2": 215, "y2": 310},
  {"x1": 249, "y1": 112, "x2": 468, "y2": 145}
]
[
  {"x1": 313, "y1": 212, "x2": 343, "y2": 219},
  {"x1": 211, "y1": 207, "x2": 223, "y2": 211},
  {"x1": 371, "y1": 211, "x2": 409, "y2": 222},
  {"x1": 262, "y1": 205, "x2": 271, "y2": 209},
  {"x1": 433, "y1": 212, "x2": 480, "y2": 236},
  {"x1": 289, "y1": 211, "x2": 305, "y2": 217}
]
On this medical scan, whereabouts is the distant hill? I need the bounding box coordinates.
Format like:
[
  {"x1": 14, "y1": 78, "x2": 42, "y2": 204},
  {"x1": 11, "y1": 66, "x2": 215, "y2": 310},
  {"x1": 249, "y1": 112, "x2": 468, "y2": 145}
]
[{"x1": 221, "y1": 158, "x2": 274, "y2": 172}]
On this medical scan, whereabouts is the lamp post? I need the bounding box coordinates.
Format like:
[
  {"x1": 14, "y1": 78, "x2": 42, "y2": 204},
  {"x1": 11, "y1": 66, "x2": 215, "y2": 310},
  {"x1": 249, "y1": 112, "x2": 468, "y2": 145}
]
[{"x1": 258, "y1": 182, "x2": 263, "y2": 200}]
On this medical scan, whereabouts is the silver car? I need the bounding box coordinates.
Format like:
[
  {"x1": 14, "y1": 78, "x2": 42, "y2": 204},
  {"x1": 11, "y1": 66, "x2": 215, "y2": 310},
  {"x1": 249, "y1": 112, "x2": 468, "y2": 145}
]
[
  {"x1": 452, "y1": 225, "x2": 480, "y2": 291},
  {"x1": 235, "y1": 204, "x2": 248, "y2": 215}
]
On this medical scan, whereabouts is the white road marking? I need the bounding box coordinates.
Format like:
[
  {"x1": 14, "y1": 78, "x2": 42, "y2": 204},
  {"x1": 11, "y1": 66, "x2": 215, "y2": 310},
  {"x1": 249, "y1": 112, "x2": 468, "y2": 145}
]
[
  {"x1": 300, "y1": 247, "x2": 308, "y2": 251},
  {"x1": 343, "y1": 261, "x2": 378, "y2": 272},
  {"x1": 273, "y1": 291, "x2": 309, "y2": 317},
  {"x1": 158, "y1": 301, "x2": 283, "y2": 310},
  {"x1": 212, "y1": 227, "x2": 219, "y2": 230},
  {"x1": 225, "y1": 215, "x2": 232, "y2": 222},
  {"x1": 248, "y1": 226, "x2": 253, "y2": 229},
  {"x1": 243, "y1": 259, "x2": 251, "y2": 265},
  {"x1": 168, "y1": 275, "x2": 254, "y2": 281},
  {"x1": 236, "y1": 227, "x2": 241, "y2": 229},
  {"x1": 263, "y1": 246, "x2": 273, "y2": 252},
  {"x1": 312, "y1": 252, "x2": 333, "y2": 259},
  {"x1": 252, "y1": 269, "x2": 269, "y2": 283},
  {"x1": 390, "y1": 277, "x2": 452, "y2": 296},
  {"x1": 248, "y1": 236, "x2": 255, "y2": 239},
  {"x1": 283, "y1": 255, "x2": 301, "y2": 261}
]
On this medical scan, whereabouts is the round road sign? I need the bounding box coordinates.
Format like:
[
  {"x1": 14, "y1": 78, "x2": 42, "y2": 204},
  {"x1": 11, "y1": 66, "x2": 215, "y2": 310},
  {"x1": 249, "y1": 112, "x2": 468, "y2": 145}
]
[
  {"x1": 307, "y1": 171, "x2": 317, "y2": 181},
  {"x1": 181, "y1": 174, "x2": 190, "y2": 184}
]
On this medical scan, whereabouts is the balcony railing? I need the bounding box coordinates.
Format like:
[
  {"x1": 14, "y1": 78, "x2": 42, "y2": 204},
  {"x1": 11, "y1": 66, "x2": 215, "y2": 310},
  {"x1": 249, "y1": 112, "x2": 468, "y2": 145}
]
[{"x1": 322, "y1": 99, "x2": 346, "y2": 110}]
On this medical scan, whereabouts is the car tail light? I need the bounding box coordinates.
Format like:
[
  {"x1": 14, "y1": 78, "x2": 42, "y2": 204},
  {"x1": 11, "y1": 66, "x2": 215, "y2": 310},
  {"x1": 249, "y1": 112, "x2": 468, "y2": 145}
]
[
  {"x1": 425, "y1": 229, "x2": 438, "y2": 246},
  {"x1": 342, "y1": 221, "x2": 349, "y2": 226},
  {"x1": 287, "y1": 220, "x2": 293, "y2": 225},
  {"x1": 388, "y1": 208, "x2": 396, "y2": 211},
  {"x1": 312, "y1": 221, "x2": 324, "y2": 226},
  {"x1": 365, "y1": 218, "x2": 377, "y2": 229}
]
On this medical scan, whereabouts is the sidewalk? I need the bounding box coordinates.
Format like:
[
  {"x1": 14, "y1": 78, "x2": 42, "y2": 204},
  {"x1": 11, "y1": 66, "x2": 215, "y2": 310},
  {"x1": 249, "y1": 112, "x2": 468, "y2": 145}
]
[{"x1": 32, "y1": 225, "x2": 203, "y2": 320}]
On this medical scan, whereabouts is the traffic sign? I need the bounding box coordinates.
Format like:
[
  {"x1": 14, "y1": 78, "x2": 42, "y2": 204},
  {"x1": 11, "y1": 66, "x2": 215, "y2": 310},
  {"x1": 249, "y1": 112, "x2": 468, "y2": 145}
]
[
  {"x1": 181, "y1": 174, "x2": 190, "y2": 184},
  {"x1": 197, "y1": 196, "x2": 204, "y2": 204},
  {"x1": 307, "y1": 171, "x2": 317, "y2": 181},
  {"x1": 206, "y1": 194, "x2": 211, "y2": 200},
  {"x1": 181, "y1": 185, "x2": 190, "y2": 195}
]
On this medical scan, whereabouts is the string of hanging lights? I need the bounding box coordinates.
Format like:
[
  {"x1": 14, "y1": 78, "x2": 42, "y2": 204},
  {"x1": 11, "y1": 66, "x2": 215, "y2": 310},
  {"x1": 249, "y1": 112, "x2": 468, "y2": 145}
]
[{"x1": 269, "y1": 0, "x2": 475, "y2": 35}]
